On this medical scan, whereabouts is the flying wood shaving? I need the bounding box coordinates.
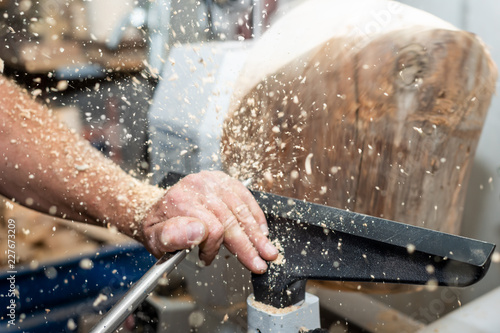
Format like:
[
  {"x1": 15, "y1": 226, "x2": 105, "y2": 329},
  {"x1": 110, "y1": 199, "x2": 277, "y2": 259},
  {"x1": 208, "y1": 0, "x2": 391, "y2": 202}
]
[{"x1": 305, "y1": 153, "x2": 313, "y2": 175}]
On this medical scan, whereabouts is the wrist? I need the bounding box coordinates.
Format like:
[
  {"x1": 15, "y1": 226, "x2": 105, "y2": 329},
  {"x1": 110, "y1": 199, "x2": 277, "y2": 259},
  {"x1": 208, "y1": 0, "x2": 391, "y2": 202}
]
[
  {"x1": 122, "y1": 180, "x2": 167, "y2": 240},
  {"x1": 84, "y1": 176, "x2": 167, "y2": 241}
]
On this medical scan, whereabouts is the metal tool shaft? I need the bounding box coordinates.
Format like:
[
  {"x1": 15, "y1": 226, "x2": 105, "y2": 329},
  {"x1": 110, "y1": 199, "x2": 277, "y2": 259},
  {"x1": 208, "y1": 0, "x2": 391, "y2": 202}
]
[{"x1": 89, "y1": 250, "x2": 187, "y2": 333}]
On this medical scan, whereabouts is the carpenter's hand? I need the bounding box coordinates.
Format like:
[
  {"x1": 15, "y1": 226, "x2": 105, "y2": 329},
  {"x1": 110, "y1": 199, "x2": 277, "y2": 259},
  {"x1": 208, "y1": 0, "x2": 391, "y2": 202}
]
[{"x1": 140, "y1": 171, "x2": 279, "y2": 274}]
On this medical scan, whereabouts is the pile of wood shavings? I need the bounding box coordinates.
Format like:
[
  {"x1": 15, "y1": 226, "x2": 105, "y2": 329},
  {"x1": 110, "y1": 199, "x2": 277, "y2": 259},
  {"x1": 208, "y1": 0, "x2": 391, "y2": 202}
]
[
  {"x1": 270, "y1": 239, "x2": 285, "y2": 266},
  {"x1": 250, "y1": 296, "x2": 300, "y2": 315}
]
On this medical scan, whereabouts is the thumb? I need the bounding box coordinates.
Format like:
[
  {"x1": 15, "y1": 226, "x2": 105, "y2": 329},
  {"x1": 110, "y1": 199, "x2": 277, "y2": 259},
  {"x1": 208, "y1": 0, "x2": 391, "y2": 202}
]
[{"x1": 153, "y1": 217, "x2": 208, "y2": 254}]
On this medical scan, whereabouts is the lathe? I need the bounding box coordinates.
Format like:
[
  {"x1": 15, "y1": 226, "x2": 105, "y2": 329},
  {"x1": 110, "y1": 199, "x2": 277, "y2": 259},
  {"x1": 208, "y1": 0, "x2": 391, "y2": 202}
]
[
  {"x1": 87, "y1": 0, "x2": 500, "y2": 330},
  {"x1": 2, "y1": 0, "x2": 499, "y2": 332}
]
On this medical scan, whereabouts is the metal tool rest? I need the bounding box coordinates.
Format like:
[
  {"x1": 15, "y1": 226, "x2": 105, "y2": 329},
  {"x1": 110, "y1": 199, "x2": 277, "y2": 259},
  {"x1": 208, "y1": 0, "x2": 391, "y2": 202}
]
[{"x1": 246, "y1": 190, "x2": 495, "y2": 332}]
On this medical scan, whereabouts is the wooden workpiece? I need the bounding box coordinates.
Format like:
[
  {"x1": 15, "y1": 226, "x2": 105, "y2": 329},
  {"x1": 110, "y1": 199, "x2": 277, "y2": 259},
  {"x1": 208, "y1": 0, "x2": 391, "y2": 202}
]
[{"x1": 221, "y1": 0, "x2": 497, "y2": 292}]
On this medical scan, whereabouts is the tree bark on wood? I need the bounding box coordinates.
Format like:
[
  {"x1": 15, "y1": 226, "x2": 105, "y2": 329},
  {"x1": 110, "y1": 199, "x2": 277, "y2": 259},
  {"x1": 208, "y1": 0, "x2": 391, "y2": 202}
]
[{"x1": 221, "y1": 1, "x2": 497, "y2": 292}]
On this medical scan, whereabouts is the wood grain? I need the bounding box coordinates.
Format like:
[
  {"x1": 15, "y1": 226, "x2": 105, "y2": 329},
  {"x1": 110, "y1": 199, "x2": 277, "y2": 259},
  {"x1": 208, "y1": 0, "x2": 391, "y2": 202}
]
[
  {"x1": 221, "y1": 20, "x2": 497, "y2": 293},
  {"x1": 223, "y1": 28, "x2": 496, "y2": 232}
]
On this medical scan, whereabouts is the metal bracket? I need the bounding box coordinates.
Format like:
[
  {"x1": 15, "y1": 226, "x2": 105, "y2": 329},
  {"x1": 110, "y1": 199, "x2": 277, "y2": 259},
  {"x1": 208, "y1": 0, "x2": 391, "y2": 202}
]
[
  {"x1": 247, "y1": 293, "x2": 322, "y2": 333},
  {"x1": 251, "y1": 191, "x2": 495, "y2": 308}
]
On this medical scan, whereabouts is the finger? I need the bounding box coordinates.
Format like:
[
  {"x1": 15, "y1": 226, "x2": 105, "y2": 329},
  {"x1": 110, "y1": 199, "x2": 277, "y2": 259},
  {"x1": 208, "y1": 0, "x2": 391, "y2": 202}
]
[
  {"x1": 198, "y1": 236, "x2": 223, "y2": 266},
  {"x1": 217, "y1": 191, "x2": 278, "y2": 261},
  {"x1": 146, "y1": 216, "x2": 207, "y2": 257},
  {"x1": 175, "y1": 204, "x2": 225, "y2": 266},
  {"x1": 224, "y1": 223, "x2": 268, "y2": 274},
  {"x1": 124, "y1": 314, "x2": 135, "y2": 331},
  {"x1": 162, "y1": 185, "x2": 226, "y2": 264},
  {"x1": 202, "y1": 194, "x2": 271, "y2": 273},
  {"x1": 228, "y1": 177, "x2": 269, "y2": 235}
]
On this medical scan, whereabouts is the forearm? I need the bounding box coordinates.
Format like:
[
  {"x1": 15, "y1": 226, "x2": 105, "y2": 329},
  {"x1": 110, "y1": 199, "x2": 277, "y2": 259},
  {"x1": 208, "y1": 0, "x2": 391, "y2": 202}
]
[
  {"x1": 0, "y1": 75, "x2": 165, "y2": 239},
  {"x1": 0, "y1": 75, "x2": 278, "y2": 273}
]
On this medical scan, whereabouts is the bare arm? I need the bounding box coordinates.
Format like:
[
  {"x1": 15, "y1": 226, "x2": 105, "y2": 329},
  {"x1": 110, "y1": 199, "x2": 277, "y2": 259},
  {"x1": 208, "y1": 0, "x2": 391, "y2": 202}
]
[{"x1": 0, "y1": 75, "x2": 277, "y2": 273}]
